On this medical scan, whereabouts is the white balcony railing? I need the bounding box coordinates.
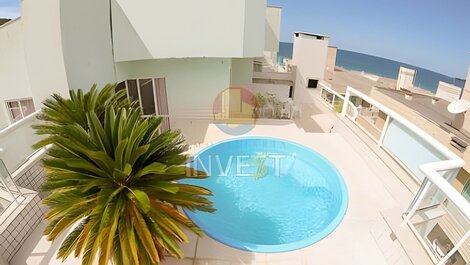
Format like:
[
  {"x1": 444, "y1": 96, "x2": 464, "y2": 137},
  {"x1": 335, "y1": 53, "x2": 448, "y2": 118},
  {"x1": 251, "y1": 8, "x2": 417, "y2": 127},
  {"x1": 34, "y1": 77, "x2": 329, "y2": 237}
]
[
  {"x1": 335, "y1": 86, "x2": 470, "y2": 265},
  {"x1": 318, "y1": 82, "x2": 358, "y2": 120},
  {"x1": 0, "y1": 110, "x2": 44, "y2": 173}
]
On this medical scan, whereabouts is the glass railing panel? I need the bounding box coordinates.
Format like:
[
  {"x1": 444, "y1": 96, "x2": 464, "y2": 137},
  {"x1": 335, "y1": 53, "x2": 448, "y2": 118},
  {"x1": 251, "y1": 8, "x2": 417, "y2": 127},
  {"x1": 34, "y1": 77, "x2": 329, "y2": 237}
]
[{"x1": 382, "y1": 118, "x2": 447, "y2": 182}]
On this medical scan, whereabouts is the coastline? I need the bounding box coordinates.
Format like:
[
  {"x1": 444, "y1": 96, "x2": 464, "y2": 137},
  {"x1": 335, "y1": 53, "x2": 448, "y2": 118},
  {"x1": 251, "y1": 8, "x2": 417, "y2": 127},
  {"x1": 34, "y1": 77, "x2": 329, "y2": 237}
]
[{"x1": 334, "y1": 66, "x2": 435, "y2": 97}]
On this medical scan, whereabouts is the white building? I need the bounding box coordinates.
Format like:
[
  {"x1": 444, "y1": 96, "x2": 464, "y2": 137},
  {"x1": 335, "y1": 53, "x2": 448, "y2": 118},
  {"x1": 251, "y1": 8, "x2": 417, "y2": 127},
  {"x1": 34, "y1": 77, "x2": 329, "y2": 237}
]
[
  {"x1": 0, "y1": 0, "x2": 280, "y2": 131},
  {"x1": 291, "y1": 32, "x2": 329, "y2": 103}
]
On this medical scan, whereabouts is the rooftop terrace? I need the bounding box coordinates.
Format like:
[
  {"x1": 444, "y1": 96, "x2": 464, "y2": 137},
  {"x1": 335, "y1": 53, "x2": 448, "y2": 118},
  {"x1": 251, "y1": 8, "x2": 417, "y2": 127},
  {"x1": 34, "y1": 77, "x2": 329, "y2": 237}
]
[{"x1": 1, "y1": 84, "x2": 469, "y2": 265}]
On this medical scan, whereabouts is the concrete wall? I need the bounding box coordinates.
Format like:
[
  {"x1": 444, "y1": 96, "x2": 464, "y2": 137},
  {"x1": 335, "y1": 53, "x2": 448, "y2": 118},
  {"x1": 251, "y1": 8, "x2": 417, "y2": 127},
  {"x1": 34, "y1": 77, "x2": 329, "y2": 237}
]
[
  {"x1": 230, "y1": 58, "x2": 254, "y2": 86},
  {"x1": 264, "y1": 6, "x2": 281, "y2": 53},
  {"x1": 21, "y1": 0, "x2": 70, "y2": 107},
  {"x1": 0, "y1": 0, "x2": 69, "y2": 128},
  {"x1": 115, "y1": 58, "x2": 231, "y2": 118},
  {"x1": 435, "y1": 81, "x2": 461, "y2": 102},
  {"x1": 246, "y1": 83, "x2": 290, "y2": 101},
  {"x1": 0, "y1": 19, "x2": 34, "y2": 128},
  {"x1": 292, "y1": 32, "x2": 329, "y2": 103},
  {"x1": 263, "y1": 6, "x2": 281, "y2": 68},
  {"x1": 112, "y1": 0, "x2": 266, "y2": 62},
  {"x1": 326, "y1": 46, "x2": 337, "y2": 74},
  {"x1": 60, "y1": 0, "x2": 116, "y2": 91}
]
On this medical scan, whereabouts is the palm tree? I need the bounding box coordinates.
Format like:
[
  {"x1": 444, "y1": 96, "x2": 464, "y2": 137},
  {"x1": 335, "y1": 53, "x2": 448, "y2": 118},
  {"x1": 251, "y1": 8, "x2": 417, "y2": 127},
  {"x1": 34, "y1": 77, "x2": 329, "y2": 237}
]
[{"x1": 33, "y1": 84, "x2": 214, "y2": 265}]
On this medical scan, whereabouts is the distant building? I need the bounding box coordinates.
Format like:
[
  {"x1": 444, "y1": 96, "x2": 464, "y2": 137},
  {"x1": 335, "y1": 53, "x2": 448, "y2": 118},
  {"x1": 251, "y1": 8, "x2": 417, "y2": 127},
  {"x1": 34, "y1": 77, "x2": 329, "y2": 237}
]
[{"x1": 291, "y1": 32, "x2": 329, "y2": 103}]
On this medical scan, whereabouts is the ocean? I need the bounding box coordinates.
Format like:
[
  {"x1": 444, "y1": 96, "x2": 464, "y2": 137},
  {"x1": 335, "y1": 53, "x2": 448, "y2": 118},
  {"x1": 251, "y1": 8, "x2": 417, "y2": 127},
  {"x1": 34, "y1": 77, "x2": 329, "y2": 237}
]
[{"x1": 278, "y1": 42, "x2": 466, "y2": 94}]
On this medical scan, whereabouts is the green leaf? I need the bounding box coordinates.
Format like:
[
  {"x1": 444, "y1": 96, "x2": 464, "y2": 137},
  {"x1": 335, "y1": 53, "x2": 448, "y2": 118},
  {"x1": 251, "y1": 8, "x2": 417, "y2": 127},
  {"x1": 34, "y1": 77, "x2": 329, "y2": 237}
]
[
  {"x1": 134, "y1": 162, "x2": 167, "y2": 178},
  {"x1": 126, "y1": 189, "x2": 150, "y2": 214}
]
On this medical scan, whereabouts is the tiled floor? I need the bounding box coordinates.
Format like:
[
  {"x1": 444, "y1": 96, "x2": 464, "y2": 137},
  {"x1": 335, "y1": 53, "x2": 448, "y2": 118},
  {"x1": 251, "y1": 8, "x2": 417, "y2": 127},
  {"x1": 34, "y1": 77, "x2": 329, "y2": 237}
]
[{"x1": 11, "y1": 98, "x2": 426, "y2": 265}]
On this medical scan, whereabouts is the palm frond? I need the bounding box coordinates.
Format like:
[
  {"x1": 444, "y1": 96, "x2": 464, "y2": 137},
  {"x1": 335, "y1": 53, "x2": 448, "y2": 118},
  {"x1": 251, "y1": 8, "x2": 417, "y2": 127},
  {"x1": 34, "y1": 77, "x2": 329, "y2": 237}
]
[{"x1": 36, "y1": 85, "x2": 214, "y2": 265}]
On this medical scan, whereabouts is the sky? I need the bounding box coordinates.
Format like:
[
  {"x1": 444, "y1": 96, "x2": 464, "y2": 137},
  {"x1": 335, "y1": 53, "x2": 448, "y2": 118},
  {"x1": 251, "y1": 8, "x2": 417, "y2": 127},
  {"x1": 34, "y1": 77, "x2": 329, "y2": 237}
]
[
  {"x1": 268, "y1": 0, "x2": 470, "y2": 79},
  {"x1": 0, "y1": 0, "x2": 19, "y2": 19},
  {"x1": 1, "y1": 0, "x2": 468, "y2": 78}
]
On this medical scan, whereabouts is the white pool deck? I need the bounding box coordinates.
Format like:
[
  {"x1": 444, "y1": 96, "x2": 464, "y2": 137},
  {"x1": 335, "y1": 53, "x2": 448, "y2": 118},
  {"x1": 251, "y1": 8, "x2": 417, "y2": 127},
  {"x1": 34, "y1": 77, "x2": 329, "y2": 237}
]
[{"x1": 10, "y1": 98, "x2": 433, "y2": 265}]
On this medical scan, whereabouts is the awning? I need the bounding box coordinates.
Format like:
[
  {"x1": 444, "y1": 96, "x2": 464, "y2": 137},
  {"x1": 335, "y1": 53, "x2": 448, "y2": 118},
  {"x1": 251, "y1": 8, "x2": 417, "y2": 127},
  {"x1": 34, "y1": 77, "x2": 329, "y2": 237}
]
[{"x1": 447, "y1": 99, "x2": 470, "y2": 114}]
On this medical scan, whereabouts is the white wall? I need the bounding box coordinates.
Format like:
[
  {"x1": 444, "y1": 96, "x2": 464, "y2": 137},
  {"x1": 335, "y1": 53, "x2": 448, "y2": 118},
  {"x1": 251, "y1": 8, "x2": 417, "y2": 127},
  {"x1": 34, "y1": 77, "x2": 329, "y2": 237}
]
[
  {"x1": 115, "y1": 58, "x2": 231, "y2": 118},
  {"x1": 435, "y1": 81, "x2": 461, "y2": 102},
  {"x1": 231, "y1": 58, "x2": 254, "y2": 86},
  {"x1": 263, "y1": 6, "x2": 281, "y2": 67},
  {"x1": 326, "y1": 46, "x2": 337, "y2": 73},
  {"x1": 0, "y1": 19, "x2": 34, "y2": 128},
  {"x1": 60, "y1": 0, "x2": 116, "y2": 91},
  {"x1": 292, "y1": 33, "x2": 329, "y2": 103},
  {"x1": 265, "y1": 6, "x2": 281, "y2": 53},
  {"x1": 246, "y1": 83, "x2": 290, "y2": 101},
  {"x1": 112, "y1": 0, "x2": 266, "y2": 62},
  {"x1": 21, "y1": 0, "x2": 70, "y2": 107},
  {"x1": 242, "y1": 0, "x2": 267, "y2": 57}
]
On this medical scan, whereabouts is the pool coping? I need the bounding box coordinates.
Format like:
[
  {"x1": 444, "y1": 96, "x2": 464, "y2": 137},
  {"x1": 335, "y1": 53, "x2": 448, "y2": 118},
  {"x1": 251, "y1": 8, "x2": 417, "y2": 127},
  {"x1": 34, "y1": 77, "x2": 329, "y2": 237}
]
[{"x1": 182, "y1": 136, "x2": 349, "y2": 253}]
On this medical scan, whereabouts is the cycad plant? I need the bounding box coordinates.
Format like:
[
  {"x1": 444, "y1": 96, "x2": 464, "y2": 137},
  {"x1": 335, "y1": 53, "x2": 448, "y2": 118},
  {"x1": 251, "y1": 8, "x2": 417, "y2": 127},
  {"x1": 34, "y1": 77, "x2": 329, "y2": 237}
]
[{"x1": 33, "y1": 84, "x2": 214, "y2": 265}]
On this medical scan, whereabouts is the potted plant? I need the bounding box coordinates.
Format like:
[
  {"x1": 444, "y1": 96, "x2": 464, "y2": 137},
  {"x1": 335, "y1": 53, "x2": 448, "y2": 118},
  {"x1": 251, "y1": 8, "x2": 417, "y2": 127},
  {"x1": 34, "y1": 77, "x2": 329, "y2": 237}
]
[{"x1": 252, "y1": 92, "x2": 267, "y2": 118}]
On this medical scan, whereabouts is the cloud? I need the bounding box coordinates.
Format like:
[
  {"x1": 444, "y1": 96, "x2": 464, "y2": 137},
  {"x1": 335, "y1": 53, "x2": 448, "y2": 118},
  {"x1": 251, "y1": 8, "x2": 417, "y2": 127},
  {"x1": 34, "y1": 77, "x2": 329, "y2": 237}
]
[{"x1": 0, "y1": 6, "x2": 20, "y2": 19}]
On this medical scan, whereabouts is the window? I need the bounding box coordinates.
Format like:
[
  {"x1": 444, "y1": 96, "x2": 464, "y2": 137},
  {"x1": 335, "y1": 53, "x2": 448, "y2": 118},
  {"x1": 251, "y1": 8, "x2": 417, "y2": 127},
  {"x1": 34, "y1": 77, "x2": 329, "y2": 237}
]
[
  {"x1": 307, "y1": 79, "x2": 319, "y2": 89},
  {"x1": 117, "y1": 78, "x2": 170, "y2": 132},
  {"x1": 5, "y1": 98, "x2": 35, "y2": 123}
]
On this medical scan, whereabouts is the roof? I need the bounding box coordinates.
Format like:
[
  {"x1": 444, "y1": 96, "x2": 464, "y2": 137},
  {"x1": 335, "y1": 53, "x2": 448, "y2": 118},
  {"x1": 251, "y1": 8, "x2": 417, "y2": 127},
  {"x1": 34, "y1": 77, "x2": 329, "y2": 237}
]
[
  {"x1": 294, "y1": 31, "x2": 329, "y2": 38},
  {"x1": 0, "y1": 18, "x2": 11, "y2": 26}
]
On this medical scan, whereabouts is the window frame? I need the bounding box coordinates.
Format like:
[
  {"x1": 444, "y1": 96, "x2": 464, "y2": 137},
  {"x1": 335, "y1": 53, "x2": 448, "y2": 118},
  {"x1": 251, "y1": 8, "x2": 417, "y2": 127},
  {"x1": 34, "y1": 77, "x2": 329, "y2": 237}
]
[
  {"x1": 5, "y1": 97, "x2": 35, "y2": 123},
  {"x1": 122, "y1": 78, "x2": 166, "y2": 118},
  {"x1": 118, "y1": 77, "x2": 170, "y2": 133}
]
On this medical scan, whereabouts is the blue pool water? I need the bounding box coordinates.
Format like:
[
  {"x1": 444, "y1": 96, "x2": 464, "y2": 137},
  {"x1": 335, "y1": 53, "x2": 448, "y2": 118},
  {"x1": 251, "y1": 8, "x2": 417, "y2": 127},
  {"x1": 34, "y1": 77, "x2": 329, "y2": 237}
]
[{"x1": 182, "y1": 137, "x2": 348, "y2": 252}]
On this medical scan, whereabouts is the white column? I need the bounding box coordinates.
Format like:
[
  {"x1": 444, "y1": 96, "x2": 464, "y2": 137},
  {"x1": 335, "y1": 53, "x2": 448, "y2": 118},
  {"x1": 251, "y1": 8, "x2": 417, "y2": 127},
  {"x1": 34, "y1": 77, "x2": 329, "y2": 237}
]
[
  {"x1": 341, "y1": 86, "x2": 352, "y2": 116},
  {"x1": 402, "y1": 178, "x2": 431, "y2": 225},
  {"x1": 378, "y1": 115, "x2": 391, "y2": 147}
]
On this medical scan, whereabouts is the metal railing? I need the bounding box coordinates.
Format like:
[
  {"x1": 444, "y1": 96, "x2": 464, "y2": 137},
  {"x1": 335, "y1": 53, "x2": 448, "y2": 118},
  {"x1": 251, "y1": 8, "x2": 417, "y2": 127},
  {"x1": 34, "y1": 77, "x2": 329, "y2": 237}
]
[{"x1": 341, "y1": 86, "x2": 469, "y2": 265}]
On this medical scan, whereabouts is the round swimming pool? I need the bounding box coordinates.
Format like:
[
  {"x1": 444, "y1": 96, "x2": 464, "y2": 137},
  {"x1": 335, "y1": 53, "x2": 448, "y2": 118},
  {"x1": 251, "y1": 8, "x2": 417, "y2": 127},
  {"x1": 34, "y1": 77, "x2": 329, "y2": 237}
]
[{"x1": 182, "y1": 137, "x2": 348, "y2": 252}]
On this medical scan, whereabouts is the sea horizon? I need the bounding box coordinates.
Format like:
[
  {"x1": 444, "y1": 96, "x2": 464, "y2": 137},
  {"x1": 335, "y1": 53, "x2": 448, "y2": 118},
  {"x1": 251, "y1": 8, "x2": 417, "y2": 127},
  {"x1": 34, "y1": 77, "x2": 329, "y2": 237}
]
[{"x1": 278, "y1": 42, "x2": 466, "y2": 94}]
